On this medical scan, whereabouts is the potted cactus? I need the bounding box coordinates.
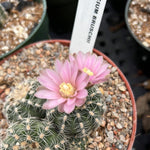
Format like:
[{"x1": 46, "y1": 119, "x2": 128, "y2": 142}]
[{"x1": 1, "y1": 40, "x2": 136, "y2": 150}]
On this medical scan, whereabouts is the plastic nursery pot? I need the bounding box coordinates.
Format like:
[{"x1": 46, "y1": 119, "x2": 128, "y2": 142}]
[
  {"x1": 0, "y1": 39, "x2": 137, "y2": 150},
  {"x1": 0, "y1": 0, "x2": 50, "y2": 60},
  {"x1": 46, "y1": 0, "x2": 78, "y2": 33},
  {"x1": 125, "y1": 0, "x2": 150, "y2": 75},
  {"x1": 125, "y1": 0, "x2": 150, "y2": 52},
  {"x1": 46, "y1": 0, "x2": 77, "y2": 6},
  {"x1": 110, "y1": 0, "x2": 127, "y2": 13}
]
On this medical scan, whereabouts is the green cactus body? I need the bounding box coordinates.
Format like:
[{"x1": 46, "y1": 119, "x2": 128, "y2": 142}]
[
  {"x1": 47, "y1": 85, "x2": 106, "y2": 138},
  {"x1": 3, "y1": 80, "x2": 46, "y2": 123},
  {"x1": 0, "y1": 4, "x2": 8, "y2": 27},
  {"x1": 2, "y1": 117, "x2": 68, "y2": 150}
]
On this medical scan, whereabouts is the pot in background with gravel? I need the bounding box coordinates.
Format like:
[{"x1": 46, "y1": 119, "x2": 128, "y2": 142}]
[
  {"x1": 125, "y1": 0, "x2": 150, "y2": 75},
  {"x1": 0, "y1": 0, "x2": 49, "y2": 60},
  {"x1": 0, "y1": 40, "x2": 136, "y2": 150}
]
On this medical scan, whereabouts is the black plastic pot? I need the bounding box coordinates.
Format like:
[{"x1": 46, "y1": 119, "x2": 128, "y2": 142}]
[
  {"x1": 125, "y1": 0, "x2": 150, "y2": 52},
  {"x1": 125, "y1": 0, "x2": 150, "y2": 75},
  {"x1": 0, "y1": 0, "x2": 50, "y2": 60},
  {"x1": 47, "y1": 0, "x2": 78, "y2": 34},
  {"x1": 110, "y1": 0, "x2": 127, "y2": 13}
]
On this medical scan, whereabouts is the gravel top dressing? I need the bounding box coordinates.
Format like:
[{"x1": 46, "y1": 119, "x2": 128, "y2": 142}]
[
  {"x1": 0, "y1": 42, "x2": 133, "y2": 150},
  {"x1": 128, "y1": 0, "x2": 150, "y2": 48},
  {"x1": 0, "y1": 0, "x2": 43, "y2": 56}
]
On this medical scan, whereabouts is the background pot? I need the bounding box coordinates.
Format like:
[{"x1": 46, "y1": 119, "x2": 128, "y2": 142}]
[
  {"x1": 46, "y1": 0, "x2": 78, "y2": 34},
  {"x1": 110, "y1": 0, "x2": 127, "y2": 13},
  {"x1": 0, "y1": 0, "x2": 50, "y2": 60},
  {"x1": 0, "y1": 39, "x2": 137, "y2": 150},
  {"x1": 125, "y1": 0, "x2": 150, "y2": 75}
]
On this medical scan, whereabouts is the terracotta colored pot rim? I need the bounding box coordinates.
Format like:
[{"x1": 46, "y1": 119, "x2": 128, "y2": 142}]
[{"x1": 0, "y1": 39, "x2": 137, "y2": 150}]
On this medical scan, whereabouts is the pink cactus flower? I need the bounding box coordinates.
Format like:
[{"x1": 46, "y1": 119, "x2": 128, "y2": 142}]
[
  {"x1": 70, "y1": 51, "x2": 110, "y2": 85},
  {"x1": 35, "y1": 60, "x2": 89, "y2": 114}
]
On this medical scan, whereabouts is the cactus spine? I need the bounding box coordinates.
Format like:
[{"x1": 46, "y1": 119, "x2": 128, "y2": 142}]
[
  {"x1": 2, "y1": 117, "x2": 68, "y2": 150},
  {"x1": 47, "y1": 85, "x2": 106, "y2": 138},
  {"x1": 69, "y1": 137, "x2": 88, "y2": 150},
  {"x1": 3, "y1": 80, "x2": 46, "y2": 123}
]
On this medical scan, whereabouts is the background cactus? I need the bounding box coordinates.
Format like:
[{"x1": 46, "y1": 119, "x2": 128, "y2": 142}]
[
  {"x1": 0, "y1": 4, "x2": 8, "y2": 27},
  {"x1": 1, "y1": 117, "x2": 68, "y2": 150},
  {"x1": 3, "y1": 80, "x2": 46, "y2": 123},
  {"x1": 46, "y1": 85, "x2": 106, "y2": 138}
]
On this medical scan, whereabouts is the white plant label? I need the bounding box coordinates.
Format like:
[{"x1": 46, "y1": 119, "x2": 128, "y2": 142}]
[{"x1": 70, "y1": 0, "x2": 107, "y2": 54}]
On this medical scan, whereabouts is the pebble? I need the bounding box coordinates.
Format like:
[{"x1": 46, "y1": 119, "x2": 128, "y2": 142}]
[
  {"x1": 120, "y1": 135, "x2": 126, "y2": 142},
  {"x1": 112, "y1": 112, "x2": 119, "y2": 119},
  {"x1": 0, "y1": 85, "x2": 7, "y2": 90},
  {"x1": 105, "y1": 147, "x2": 111, "y2": 150},
  {"x1": 98, "y1": 142, "x2": 104, "y2": 149},
  {"x1": 101, "y1": 120, "x2": 106, "y2": 127},
  {"x1": 120, "y1": 108, "x2": 127, "y2": 113},
  {"x1": 107, "y1": 124, "x2": 112, "y2": 131},
  {"x1": 4, "y1": 88, "x2": 10, "y2": 95},
  {"x1": 116, "y1": 123, "x2": 123, "y2": 129},
  {"x1": 88, "y1": 138, "x2": 94, "y2": 143},
  {"x1": 119, "y1": 86, "x2": 126, "y2": 92},
  {"x1": 106, "y1": 95, "x2": 112, "y2": 102},
  {"x1": 94, "y1": 136, "x2": 102, "y2": 142},
  {"x1": 116, "y1": 144, "x2": 123, "y2": 150},
  {"x1": 107, "y1": 131, "x2": 114, "y2": 139},
  {"x1": 111, "y1": 67, "x2": 117, "y2": 72}
]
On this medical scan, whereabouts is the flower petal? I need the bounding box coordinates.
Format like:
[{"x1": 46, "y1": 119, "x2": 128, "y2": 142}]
[
  {"x1": 75, "y1": 98, "x2": 86, "y2": 107},
  {"x1": 69, "y1": 54, "x2": 75, "y2": 62},
  {"x1": 64, "y1": 102, "x2": 75, "y2": 114},
  {"x1": 35, "y1": 87, "x2": 60, "y2": 99},
  {"x1": 60, "y1": 60, "x2": 71, "y2": 83},
  {"x1": 42, "y1": 98, "x2": 66, "y2": 110},
  {"x1": 55, "y1": 59, "x2": 64, "y2": 73},
  {"x1": 92, "y1": 56, "x2": 103, "y2": 73},
  {"x1": 45, "y1": 69, "x2": 62, "y2": 85},
  {"x1": 92, "y1": 69, "x2": 110, "y2": 84},
  {"x1": 95, "y1": 63, "x2": 109, "y2": 76},
  {"x1": 95, "y1": 68, "x2": 110, "y2": 80},
  {"x1": 67, "y1": 98, "x2": 76, "y2": 105},
  {"x1": 77, "y1": 89, "x2": 88, "y2": 99},
  {"x1": 70, "y1": 63, "x2": 78, "y2": 86},
  {"x1": 76, "y1": 51, "x2": 86, "y2": 69},
  {"x1": 38, "y1": 76, "x2": 59, "y2": 92},
  {"x1": 58, "y1": 103, "x2": 65, "y2": 112},
  {"x1": 76, "y1": 72, "x2": 89, "y2": 90}
]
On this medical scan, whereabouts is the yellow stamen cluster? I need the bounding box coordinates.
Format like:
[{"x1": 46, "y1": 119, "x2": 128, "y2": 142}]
[
  {"x1": 59, "y1": 82, "x2": 75, "y2": 98},
  {"x1": 82, "y1": 67, "x2": 94, "y2": 76}
]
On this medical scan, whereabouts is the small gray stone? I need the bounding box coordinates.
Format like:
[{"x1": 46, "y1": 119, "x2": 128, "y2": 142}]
[
  {"x1": 116, "y1": 123, "x2": 123, "y2": 129},
  {"x1": 106, "y1": 95, "x2": 112, "y2": 102},
  {"x1": 119, "y1": 86, "x2": 126, "y2": 92}
]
